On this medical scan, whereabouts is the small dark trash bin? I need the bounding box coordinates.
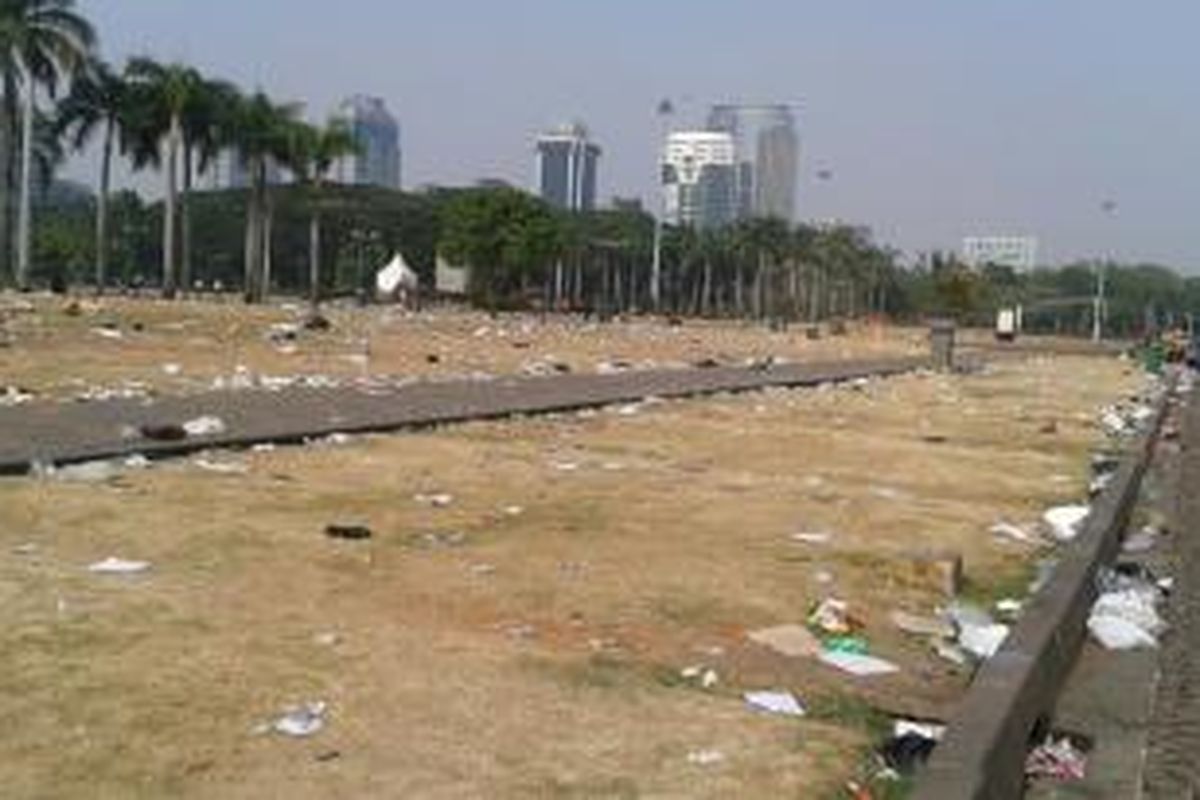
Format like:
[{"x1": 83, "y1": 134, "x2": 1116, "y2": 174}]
[{"x1": 929, "y1": 320, "x2": 956, "y2": 371}]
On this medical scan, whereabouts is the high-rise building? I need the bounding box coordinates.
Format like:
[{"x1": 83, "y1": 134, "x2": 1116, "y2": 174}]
[
  {"x1": 661, "y1": 131, "x2": 738, "y2": 229},
  {"x1": 706, "y1": 104, "x2": 798, "y2": 221},
  {"x1": 334, "y1": 95, "x2": 401, "y2": 189},
  {"x1": 535, "y1": 123, "x2": 600, "y2": 211},
  {"x1": 962, "y1": 236, "x2": 1039, "y2": 271},
  {"x1": 204, "y1": 150, "x2": 284, "y2": 190}
]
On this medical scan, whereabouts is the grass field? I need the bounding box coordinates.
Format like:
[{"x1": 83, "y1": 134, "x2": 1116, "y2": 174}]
[{"x1": 0, "y1": 296, "x2": 1140, "y2": 798}]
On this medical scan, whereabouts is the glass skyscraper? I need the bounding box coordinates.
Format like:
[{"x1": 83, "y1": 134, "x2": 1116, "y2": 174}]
[
  {"x1": 706, "y1": 104, "x2": 799, "y2": 221},
  {"x1": 535, "y1": 123, "x2": 600, "y2": 212},
  {"x1": 334, "y1": 95, "x2": 401, "y2": 189}
]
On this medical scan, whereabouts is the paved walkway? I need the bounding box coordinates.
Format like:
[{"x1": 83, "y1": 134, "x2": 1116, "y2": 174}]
[
  {"x1": 0, "y1": 356, "x2": 925, "y2": 473},
  {"x1": 1143, "y1": 384, "x2": 1200, "y2": 798}
]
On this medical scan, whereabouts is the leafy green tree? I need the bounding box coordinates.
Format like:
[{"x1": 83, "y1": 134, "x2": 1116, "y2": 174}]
[{"x1": 440, "y1": 187, "x2": 559, "y2": 310}]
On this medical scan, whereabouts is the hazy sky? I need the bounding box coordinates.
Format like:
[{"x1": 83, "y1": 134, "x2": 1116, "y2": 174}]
[{"x1": 69, "y1": 0, "x2": 1200, "y2": 268}]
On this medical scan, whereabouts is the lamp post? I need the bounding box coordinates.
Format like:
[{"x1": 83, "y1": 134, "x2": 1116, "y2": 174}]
[
  {"x1": 650, "y1": 99, "x2": 674, "y2": 313},
  {"x1": 1094, "y1": 200, "x2": 1117, "y2": 343}
]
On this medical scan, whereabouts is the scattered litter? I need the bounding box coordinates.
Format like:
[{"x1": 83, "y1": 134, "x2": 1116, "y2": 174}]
[
  {"x1": 1, "y1": 386, "x2": 34, "y2": 406},
  {"x1": 701, "y1": 669, "x2": 719, "y2": 689},
  {"x1": 932, "y1": 640, "x2": 970, "y2": 666},
  {"x1": 1122, "y1": 525, "x2": 1159, "y2": 554},
  {"x1": 686, "y1": 749, "x2": 726, "y2": 766},
  {"x1": 990, "y1": 521, "x2": 1039, "y2": 545},
  {"x1": 88, "y1": 557, "x2": 151, "y2": 575},
  {"x1": 90, "y1": 327, "x2": 124, "y2": 340},
  {"x1": 54, "y1": 460, "x2": 121, "y2": 483},
  {"x1": 420, "y1": 531, "x2": 468, "y2": 549},
  {"x1": 161, "y1": 363, "x2": 182, "y2": 376},
  {"x1": 469, "y1": 563, "x2": 496, "y2": 577},
  {"x1": 825, "y1": 636, "x2": 870, "y2": 655},
  {"x1": 744, "y1": 690, "x2": 806, "y2": 717},
  {"x1": 551, "y1": 461, "x2": 580, "y2": 472},
  {"x1": 12, "y1": 543, "x2": 37, "y2": 556},
  {"x1": 140, "y1": 423, "x2": 188, "y2": 441},
  {"x1": 325, "y1": 524, "x2": 373, "y2": 541},
  {"x1": 415, "y1": 492, "x2": 454, "y2": 508},
  {"x1": 748, "y1": 625, "x2": 823, "y2": 659},
  {"x1": 819, "y1": 650, "x2": 900, "y2": 677},
  {"x1": 958, "y1": 623, "x2": 1010, "y2": 660},
  {"x1": 1088, "y1": 571, "x2": 1165, "y2": 650},
  {"x1": 271, "y1": 702, "x2": 327, "y2": 738},
  {"x1": 251, "y1": 443, "x2": 277, "y2": 454},
  {"x1": 313, "y1": 632, "x2": 340, "y2": 647},
  {"x1": 809, "y1": 598, "x2": 858, "y2": 635},
  {"x1": 869, "y1": 486, "x2": 906, "y2": 501},
  {"x1": 501, "y1": 505, "x2": 525, "y2": 517},
  {"x1": 882, "y1": 726, "x2": 941, "y2": 774},
  {"x1": 503, "y1": 622, "x2": 536, "y2": 640},
  {"x1": 890, "y1": 610, "x2": 955, "y2": 640},
  {"x1": 124, "y1": 454, "x2": 151, "y2": 470},
  {"x1": 1043, "y1": 505, "x2": 1090, "y2": 542},
  {"x1": 948, "y1": 603, "x2": 1009, "y2": 659},
  {"x1": 994, "y1": 599, "x2": 1024, "y2": 618},
  {"x1": 1026, "y1": 737, "x2": 1087, "y2": 781},
  {"x1": 194, "y1": 457, "x2": 249, "y2": 475},
  {"x1": 894, "y1": 720, "x2": 946, "y2": 741},
  {"x1": 1089, "y1": 473, "x2": 1114, "y2": 497},
  {"x1": 182, "y1": 416, "x2": 227, "y2": 437},
  {"x1": 791, "y1": 531, "x2": 833, "y2": 545},
  {"x1": 1030, "y1": 559, "x2": 1058, "y2": 594}
]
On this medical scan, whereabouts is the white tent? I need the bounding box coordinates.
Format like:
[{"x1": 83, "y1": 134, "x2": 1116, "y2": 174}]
[{"x1": 375, "y1": 252, "x2": 419, "y2": 300}]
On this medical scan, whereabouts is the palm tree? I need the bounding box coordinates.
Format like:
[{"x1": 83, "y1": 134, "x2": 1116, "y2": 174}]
[
  {"x1": 178, "y1": 78, "x2": 238, "y2": 292},
  {"x1": 0, "y1": 0, "x2": 95, "y2": 289},
  {"x1": 283, "y1": 118, "x2": 357, "y2": 308},
  {"x1": 226, "y1": 91, "x2": 300, "y2": 303},
  {"x1": 124, "y1": 58, "x2": 213, "y2": 298},
  {"x1": 54, "y1": 59, "x2": 130, "y2": 292}
]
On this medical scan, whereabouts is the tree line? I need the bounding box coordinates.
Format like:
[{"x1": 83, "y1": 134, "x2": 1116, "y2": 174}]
[
  {"x1": 0, "y1": 0, "x2": 357, "y2": 305},
  {"x1": 3, "y1": 0, "x2": 1198, "y2": 338}
]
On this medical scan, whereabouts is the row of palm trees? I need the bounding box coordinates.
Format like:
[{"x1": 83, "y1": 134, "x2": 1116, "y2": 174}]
[
  {"x1": 559, "y1": 216, "x2": 899, "y2": 323},
  {"x1": 0, "y1": 0, "x2": 358, "y2": 303}
]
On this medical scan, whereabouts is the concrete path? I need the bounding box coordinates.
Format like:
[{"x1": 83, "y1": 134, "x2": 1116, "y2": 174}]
[{"x1": 0, "y1": 356, "x2": 925, "y2": 473}]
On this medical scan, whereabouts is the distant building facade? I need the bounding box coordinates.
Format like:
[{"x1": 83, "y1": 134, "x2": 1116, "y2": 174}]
[
  {"x1": 334, "y1": 95, "x2": 401, "y2": 189},
  {"x1": 205, "y1": 150, "x2": 285, "y2": 190},
  {"x1": 661, "y1": 131, "x2": 737, "y2": 229},
  {"x1": 535, "y1": 123, "x2": 601, "y2": 211},
  {"x1": 962, "y1": 236, "x2": 1039, "y2": 271},
  {"x1": 706, "y1": 104, "x2": 798, "y2": 221}
]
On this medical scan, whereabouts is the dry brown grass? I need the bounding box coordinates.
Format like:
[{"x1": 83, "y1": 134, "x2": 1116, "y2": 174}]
[
  {"x1": 0, "y1": 293, "x2": 921, "y2": 400},
  {"x1": 0, "y1": 341, "x2": 1140, "y2": 798}
]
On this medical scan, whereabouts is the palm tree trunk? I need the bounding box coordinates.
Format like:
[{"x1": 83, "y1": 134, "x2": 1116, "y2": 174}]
[
  {"x1": 702, "y1": 259, "x2": 713, "y2": 317},
  {"x1": 0, "y1": 79, "x2": 14, "y2": 285},
  {"x1": 308, "y1": 210, "x2": 321, "y2": 308},
  {"x1": 162, "y1": 114, "x2": 181, "y2": 299},
  {"x1": 95, "y1": 119, "x2": 114, "y2": 294},
  {"x1": 181, "y1": 143, "x2": 193, "y2": 294},
  {"x1": 262, "y1": 204, "x2": 273, "y2": 300},
  {"x1": 243, "y1": 185, "x2": 259, "y2": 303},
  {"x1": 808, "y1": 263, "x2": 819, "y2": 322},
  {"x1": 14, "y1": 55, "x2": 35, "y2": 291}
]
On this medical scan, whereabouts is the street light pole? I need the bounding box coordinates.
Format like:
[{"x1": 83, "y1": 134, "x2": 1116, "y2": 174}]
[
  {"x1": 1094, "y1": 200, "x2": 1117, "y2": 343},
  {"x1": 650, "y1": 99, "x2": 674, "y2": 313}
]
